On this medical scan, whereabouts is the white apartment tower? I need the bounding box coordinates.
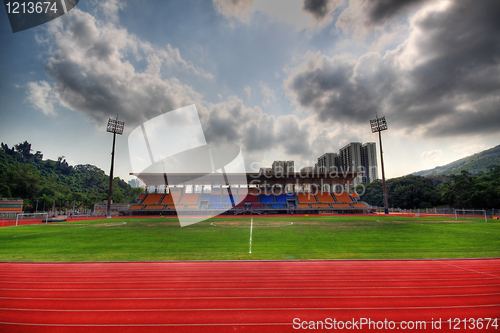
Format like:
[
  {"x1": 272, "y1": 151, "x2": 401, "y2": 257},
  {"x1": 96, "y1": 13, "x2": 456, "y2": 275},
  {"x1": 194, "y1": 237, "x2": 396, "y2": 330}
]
[
  {"x1": 361, "y1": 142, "x2": 378, "y2": 183},
  {"x1": 317, "y1": 142, "x2": 378, "y2": 185},
  {"x1": 339, "y1": 142, "x2": 362, "y2": 171},
  {"x1": 316, "y1": 153, "x2": 340, "y2": 172},
  {"x1": 272, "y1": 160, "x2": 294, "y2": 174}
]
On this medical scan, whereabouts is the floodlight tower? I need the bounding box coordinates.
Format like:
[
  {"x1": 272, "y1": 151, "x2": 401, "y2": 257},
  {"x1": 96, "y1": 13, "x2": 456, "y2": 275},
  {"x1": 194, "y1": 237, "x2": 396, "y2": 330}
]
[
  {"x1": 370, "y1": 115, "x2": 389, "y2": 214},
  {"x1": 106, "y1": 116, "x2": 125, "y2": 218}
]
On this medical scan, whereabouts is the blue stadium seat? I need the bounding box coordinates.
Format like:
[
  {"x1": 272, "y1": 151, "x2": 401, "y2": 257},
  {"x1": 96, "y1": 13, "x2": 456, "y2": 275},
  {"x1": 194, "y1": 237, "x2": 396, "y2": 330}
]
[
  {"x1": 210, "y1": 195, "x2": 221, "y2": 204},
  {"x1": 275, "y1": 194, "x2": 286, "y2": 203},
  {"x1": 221, "y1": 194, "x2": 233, "y2": 205},
  {"x1": 211, "y1": 204, "x2": 225, "y2": 209},
  {"x1": 260, "y1": 194, "x2": 274, "y2": 204}
]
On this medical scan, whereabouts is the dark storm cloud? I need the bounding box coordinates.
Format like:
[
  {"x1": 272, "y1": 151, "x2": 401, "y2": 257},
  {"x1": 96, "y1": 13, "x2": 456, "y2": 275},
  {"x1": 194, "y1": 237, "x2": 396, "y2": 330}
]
[
  {"x1": 202, "y1": 99, "x2": 251, "y2": 144},
  {"x1": 201, "y1": 96, "x2": 317, "y2": 158},
  {"x1": 367, "y1": 0, "x2": 424, "y2": 25},
  {"x1": 276, "y1": 116, "x2": 312, "y2": 156},
  {"x1": 425, "y1": 99, "x2": 500, "y2": 137},
  {"x1": 28, "y1": 6, "x2": 326, "y2": 164},
  {"x1": 287, "y1": 0, "x2": 500, "y2": 138},
  {"x1": 285, "y1": 52, "x2": 397, "y2": 123},
  {"x1": 336, "y1": 0, "x2": 426, "y2": 36},
  {"x1": 27, "y1": 9, "x2": 210, "y2": 129},
  {"x1": 243, "y1": 121, "x2": 276, "y2": 153},
  {"x1": 302, "y1": 0, "x2": 333, "y2": 21}
]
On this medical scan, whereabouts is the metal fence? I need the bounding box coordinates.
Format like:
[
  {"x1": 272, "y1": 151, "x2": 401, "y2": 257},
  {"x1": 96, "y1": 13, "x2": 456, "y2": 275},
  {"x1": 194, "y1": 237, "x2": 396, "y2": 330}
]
[{"x1": 375, "y1": 207, "x2": 499, "y2": 216}]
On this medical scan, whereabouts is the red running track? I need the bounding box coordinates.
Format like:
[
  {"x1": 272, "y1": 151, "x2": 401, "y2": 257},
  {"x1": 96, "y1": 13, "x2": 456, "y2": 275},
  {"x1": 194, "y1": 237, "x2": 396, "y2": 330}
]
[{"x1": 0, "y1": 260, "x2": 499, "y2": 332}]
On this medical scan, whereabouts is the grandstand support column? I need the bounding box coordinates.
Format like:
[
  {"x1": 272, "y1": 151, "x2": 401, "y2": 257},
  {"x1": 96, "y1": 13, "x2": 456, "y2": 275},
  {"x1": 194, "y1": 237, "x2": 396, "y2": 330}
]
[{"x1": 106, "y1": 116, "x2": 125, "y2": 218}]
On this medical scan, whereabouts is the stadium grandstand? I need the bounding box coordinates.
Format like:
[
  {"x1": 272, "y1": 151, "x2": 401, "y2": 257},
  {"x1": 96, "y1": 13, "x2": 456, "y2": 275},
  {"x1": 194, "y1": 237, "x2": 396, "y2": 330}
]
[
  {"x1": 0, "y1": 199, "x2": 23, "y2": 214},
  {"x1": 126, "y1": 171, "x2": 373, "y2": 216}
]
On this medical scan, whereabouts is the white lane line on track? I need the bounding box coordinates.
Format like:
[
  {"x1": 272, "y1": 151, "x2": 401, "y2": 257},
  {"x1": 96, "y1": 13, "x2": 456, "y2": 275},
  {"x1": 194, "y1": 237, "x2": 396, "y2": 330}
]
[
  {"x1": 2, "y1": 292, "x2": 500, "y2": 300},
  {"x1": 4, "y1": 321, "x2": 500, "y2": 327},
  {"x1": 1, "y1": 304, "x2": 500, "y2": 311},
  {"x1": 0, "y1": 274, "x2": 499, "y2": 282},
  {"x1": 436, "y1": 260, "x2": 500, "y2": 279},
  {"x1": 0, "y1": 322, "x2": 291, "y2": 326},
  {"x1": 3, "y1": 270, "x2": 499, "y2": 277},
  {"x1": 249, "y1": 217, "x2": 253, "y2": 254},
  {"x1": 3, "y1": 284, "x2": 500, "y2": 291}
]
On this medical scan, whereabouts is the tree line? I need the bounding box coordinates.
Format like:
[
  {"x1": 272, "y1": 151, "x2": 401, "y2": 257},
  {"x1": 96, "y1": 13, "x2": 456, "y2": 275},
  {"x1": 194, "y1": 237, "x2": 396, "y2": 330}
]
[
  {"x1": 0, "y1": 141, "x2": 143, "y2": 212},
  {"x1": 359, "y1": 166, "x2": 500, "y2": 209}
]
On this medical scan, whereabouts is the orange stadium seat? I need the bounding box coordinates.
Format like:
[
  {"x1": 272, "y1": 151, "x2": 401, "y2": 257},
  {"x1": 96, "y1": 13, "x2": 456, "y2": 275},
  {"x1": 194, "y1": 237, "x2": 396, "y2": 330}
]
[
  {"x1": 172, "y1": 190, "x2": 183, "y2": 204},
  {"x1": 0, "y1": 207, "x2": 21, "y2": 211},
  {"x1": 298, "y1": 203, "x2": 311, "y2": 209},
  {"x1": 311, "y1": 203, "x2": 330, "y2": 209},
  {"x1": 297, "y1": 193, "x2": 317, "y2": 204},
  {"x1": 142, "y1": 194, "x2": 164, "y2": 205},
  {"x1": 144, "y1": 205, "x2": 165, "y2": 210},
  {"x1": 161, "y1": 191, "x2": 182, "y2": 205},
  {"x1": 129, "y1": 205, "x2": 143, "y2": 210},
  {"x1": 185, "y1": 205, "x2": 198, "y2": 210},
  {"x1": 352, "y1": 203, "x2": 366, "y2": 209},
  {"x1": 333, "y1": 192, "x2": 353, "y2": 204},
  {"x1": 350, "y1": 192, "x2": 359, "y2": 199},
  {"x1": 179, "y1": 194, "x2": 200, "y2": 205},
  {"x1": 331, "y1": 203, "x2": 352, "y2": 209},
  {"x1": 161, "y1": 193, "x2": 174, "y2": 205},
  {"x1": 137, "y1": 193, "x2": 145, "y2": 201},
  {"x1": 316, "y1": 193, "x2": 335, "y2": 203}
]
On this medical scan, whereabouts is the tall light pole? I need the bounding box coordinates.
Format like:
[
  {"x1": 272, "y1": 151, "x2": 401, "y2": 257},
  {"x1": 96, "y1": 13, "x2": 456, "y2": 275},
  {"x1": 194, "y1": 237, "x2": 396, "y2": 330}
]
[
  {"x1": 370, "y1": 115, "x2": 389, "y2": 214},
  {"x1": 106, "y1": 116, "x2": 125, "y2": 218}
]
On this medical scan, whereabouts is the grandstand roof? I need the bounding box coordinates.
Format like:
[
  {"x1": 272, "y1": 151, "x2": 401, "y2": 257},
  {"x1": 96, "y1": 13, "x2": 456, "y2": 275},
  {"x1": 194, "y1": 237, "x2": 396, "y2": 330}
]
[{"x1": 130, "y1": 171, "x2": 363, "y2": 187}]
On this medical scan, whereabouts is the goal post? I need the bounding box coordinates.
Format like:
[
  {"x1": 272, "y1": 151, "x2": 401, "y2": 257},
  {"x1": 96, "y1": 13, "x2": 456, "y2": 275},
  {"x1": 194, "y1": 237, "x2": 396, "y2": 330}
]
[
  {"x1": 15, "y1": 213, "x2": 49, "y2": 226},
  {"x1": 455, "y1": 209, "x2": 487, "y2": 223}
]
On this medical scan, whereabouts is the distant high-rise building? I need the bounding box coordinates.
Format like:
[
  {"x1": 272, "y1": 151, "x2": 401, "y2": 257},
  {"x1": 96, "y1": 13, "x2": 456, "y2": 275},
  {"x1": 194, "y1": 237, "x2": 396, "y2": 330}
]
[
  {"x1": 317, "y1": 142, "x2": 378, "y2": 185},
  {"x1": 361, "y1": 142, "x2": 378, "y2": 183},
  {"x1": 317, "y1": 153, "x2": 340, "y2": 172},
  {"x1": 128, "y1": 178, "x2": 144, "y2": 188},
  {"x1": 339, "y1": 142, "x2": 362, "y2": 172},
  {"x1": 259, "y1": 167, "x2": 272, "y2": 175},
  {"x1": 272, "y1": 160, "x2": 294, "y2": 174},
  {"x1": 300, "y1": 166, "x2": 314, "y2": 173}
]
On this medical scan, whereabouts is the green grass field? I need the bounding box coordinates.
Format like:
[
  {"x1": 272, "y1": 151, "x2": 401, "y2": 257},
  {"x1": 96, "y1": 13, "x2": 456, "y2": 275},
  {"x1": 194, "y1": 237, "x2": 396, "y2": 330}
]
[{"x1": 0, "y1": 215, "x2": 498, "y2": 261}]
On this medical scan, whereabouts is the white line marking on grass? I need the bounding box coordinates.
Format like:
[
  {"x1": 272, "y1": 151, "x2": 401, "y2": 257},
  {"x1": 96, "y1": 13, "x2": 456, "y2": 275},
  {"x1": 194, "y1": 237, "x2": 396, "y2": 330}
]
[{"x1": 249, "y1": 218, "x2": 253, "y2": 254}]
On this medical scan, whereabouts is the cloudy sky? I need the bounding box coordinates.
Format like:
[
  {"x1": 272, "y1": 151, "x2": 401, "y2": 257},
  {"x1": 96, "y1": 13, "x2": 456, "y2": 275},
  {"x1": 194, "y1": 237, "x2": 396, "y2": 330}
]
[{"x1": 1, "y1": 0, "x2": 499, "y2": 182}]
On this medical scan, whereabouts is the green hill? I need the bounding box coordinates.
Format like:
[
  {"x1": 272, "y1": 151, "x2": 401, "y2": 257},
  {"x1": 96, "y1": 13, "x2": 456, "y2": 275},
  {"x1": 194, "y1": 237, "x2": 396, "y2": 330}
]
[
  {"x1": 413, "y1": 144, "x2": 500, "y2": 177},
  {"x1": 0, "y1": 141, "x2": 143, "y2": 212}
]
